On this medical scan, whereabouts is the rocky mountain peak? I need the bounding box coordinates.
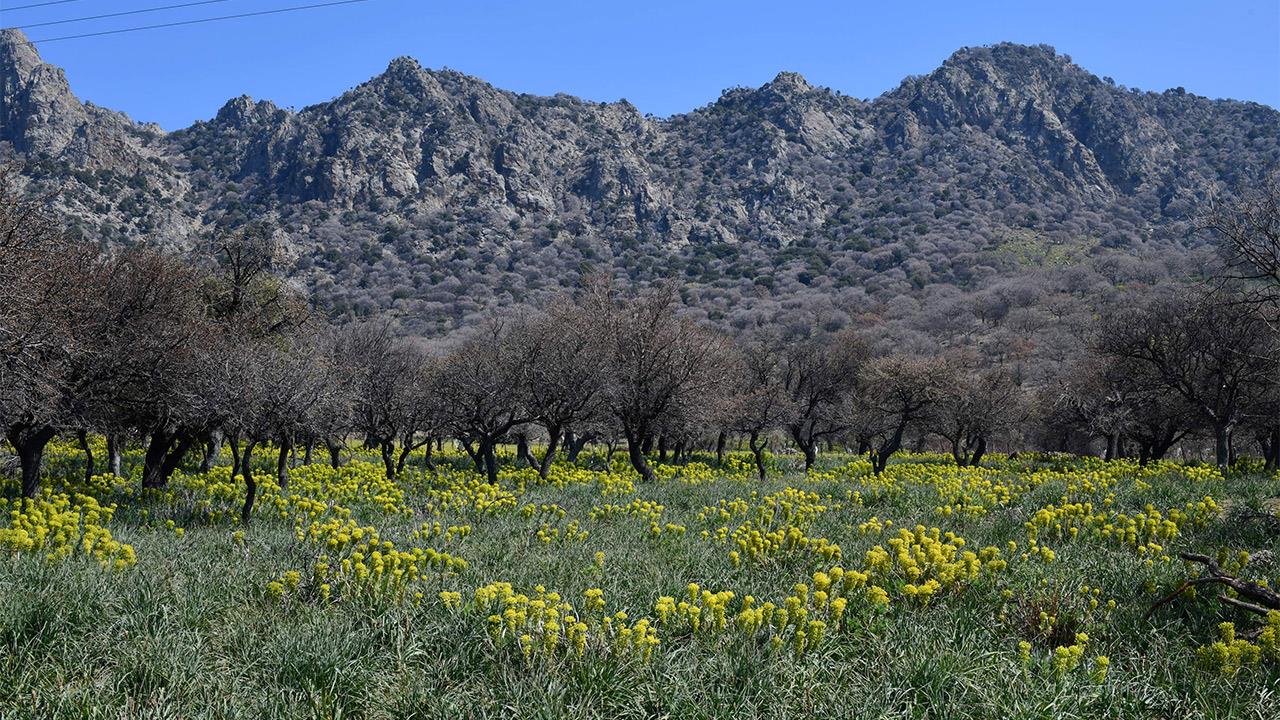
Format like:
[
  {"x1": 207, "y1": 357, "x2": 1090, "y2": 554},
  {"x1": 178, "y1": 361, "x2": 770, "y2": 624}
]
[
  {"x1": 0, "y1": 28, "x2": 43, "y2": 79},
  {"x1": 1, "y1": 29, "x2": 88, "y2": 154},
  {"x1": 384, "y1": 55, "x2": 424, "y2": 77},
  {"x1": 765, "y1": 71, "x2": 814, "y2": 94},
  {"x1": 213, "y1": 95, "x2": 281, "y2": 125}
]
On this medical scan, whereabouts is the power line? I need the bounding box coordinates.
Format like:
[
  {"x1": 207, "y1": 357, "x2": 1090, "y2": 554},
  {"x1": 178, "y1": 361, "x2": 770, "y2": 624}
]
[
  {"x1": 23, "y1": 0, "x2": 372, "y2": 44},
  {"x1": 15, "y1": 0, "x2": 237, "y2": 30},
  {"x1": 4, "y1": 0, "x2": 90, "y2": 11}
]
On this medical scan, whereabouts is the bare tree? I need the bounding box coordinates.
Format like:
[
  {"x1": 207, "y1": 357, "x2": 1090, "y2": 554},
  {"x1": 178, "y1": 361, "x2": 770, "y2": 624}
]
[
  {"x1": 94, "y1": 249, "x2": 219, "y2": 490},
  {"x1": 513, "y1": 302, "x2": 609, "y2": 479},
  {"x1": 782, "y1": 330, "x2": 868, "y2": 471},
  {"x1": 342, "y1": 320, "x2": 437, "y2": 480},
  {"x1": 436, "y1": 319, "x2": 531, "y2": 484},
  {"x1": 856, "y1": 355, "x2": 947, "y2": 474},
  {"x1": 928, "y1": 357, "x2": 1022, "y2": 466},
  {"x1": 722, "y1": 337, "x2": 791, "y2": 480},
  {"x1": 580, "y1": 279, "x2": 731, "y2": 483},
  {"x1": 1097, "y1": 292, "x2": 1274, "y2": 468},
  {"x1": 1205, "y1": 175, "x2": 1280, "y2": 300},
  {"x1": 0, "y1": 168, "x2": 98, "y2": 495}
]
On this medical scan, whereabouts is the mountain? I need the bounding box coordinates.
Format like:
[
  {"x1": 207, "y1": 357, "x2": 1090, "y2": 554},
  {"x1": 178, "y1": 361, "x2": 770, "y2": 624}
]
[{"x1": 2, "y1": 30, "x2": 1277, "y2": 357}]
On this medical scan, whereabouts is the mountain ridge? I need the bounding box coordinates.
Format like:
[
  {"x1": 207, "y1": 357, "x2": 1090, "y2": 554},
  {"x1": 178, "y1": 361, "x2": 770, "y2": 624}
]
[{"x1": 2, "y1": 29, "x2": 1277, "y2": 354}]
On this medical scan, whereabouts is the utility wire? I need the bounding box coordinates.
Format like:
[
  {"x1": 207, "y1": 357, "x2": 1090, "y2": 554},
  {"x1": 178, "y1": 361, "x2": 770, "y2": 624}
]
[
  {"x1": 4, "y1": 0, "x2": 90, "y2": 11},
  {"x1": 23, "y1": 0, "x2": 371, "y2": 43},
  {"x1": 15, "y1": 0, "x2": 237, "y2": 29}
]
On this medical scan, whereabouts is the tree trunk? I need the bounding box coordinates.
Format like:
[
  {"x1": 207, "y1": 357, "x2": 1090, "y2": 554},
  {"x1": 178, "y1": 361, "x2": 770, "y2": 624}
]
[
  {"x1": 480, "y1": 438, "x2": 499, "y2": 485},
  {"x1": 715, "y1": 431, "x2": 727, "y2": 466},
  {"x1": 106, "y1": 432, "x2": 123, "y2": 477},
  {"x1": 422, "y1": 439, "x2": 437, "y2": 474},
  {"x1": 276, "y1": 438, "x2": 292, "y2": 490},
  {"x1": 749, "y1": 431, "x2": 768, "y2": 482},
  {"x1": 657, "y1": 436, "x2": 668, "y2": 463},
  {"x1": 566, "y1": 431, "x2": 589, "y2": 463},
  {"x1": 8, "y1": 425, "x2": 56, "y2": 498},
  {"x1": 789, "y1": 426, "x2": 817, "y2": 471},
  {"x1": 872, "y1": 423, "x2": 907, "y2": 475},
  {"x1": 1214, "y1": 422, "x2": 1233, "y2": 470},
  {"x1": 461, "y1": 438, "x2": 483, "y2": 473},
  {"x1": 229, "y1": 436, "x2": 241, "y2": 483},
  {"x1": 640, "y1": 434, "x2": 654, "y2": 455},
  {"x1": 77, "y1": 429, "x2": 95, "y2": 483},
  {"x1": 396, "y1": 441, "x2": 413, "y2": 475},
  {"x1": 198, "y1": 430, "x2": 221, "y2": 473},
  {"x1": 380, "y1": 440, "x2": 397, "y2": 480},
  {"x1": 1264, "y1": 426, "x2": 1280, "y2": 472},
  {"x1": 970, "y1": 436, "x2": 987, "y2": 467},
  {"x1": 142, "y1": 428, "x2": 194, "y2": 489},
  {"x1": 326, "y1": 439, "x2": 342, "y2": 469},
  {"x1": 950, "y1": 437, "x2": 967, "y2": 467},
  {"x1": 515, "y1": 433, "x2": 538, "y2": 468},
  {"x1": 240, "y1": 440, "x2": 257, "y2": 523},
  {"x1": 1104, "y1": 432, "x2": 1119, "y2": 461},
  {"x1": 537, "y1": 424, "x2": 562, "y2": 480},
  {"x1": 625, "y1": 427, "x2": 656, "y2": 483}
]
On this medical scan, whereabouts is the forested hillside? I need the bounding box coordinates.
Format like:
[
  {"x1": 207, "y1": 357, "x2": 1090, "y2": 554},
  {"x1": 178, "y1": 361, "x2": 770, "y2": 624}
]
[{"x1": 2, "y1": 28, "x2": 1277, "y2": 367}]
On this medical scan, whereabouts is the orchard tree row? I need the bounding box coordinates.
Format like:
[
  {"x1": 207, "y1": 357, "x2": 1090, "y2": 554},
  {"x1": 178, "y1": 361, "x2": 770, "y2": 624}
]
[{"x1": 4, "y1": 169, "x2": 1279, "y2": 517}]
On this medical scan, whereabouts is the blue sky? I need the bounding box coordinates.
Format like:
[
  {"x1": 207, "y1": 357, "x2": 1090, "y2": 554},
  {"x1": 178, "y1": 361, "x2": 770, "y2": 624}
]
[{"x1": 5, "y1": 0, "x2": 1278, "y2": 130}]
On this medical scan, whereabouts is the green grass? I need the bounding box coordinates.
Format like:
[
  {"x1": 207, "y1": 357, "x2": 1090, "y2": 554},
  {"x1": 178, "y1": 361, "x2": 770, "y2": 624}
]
[{"x1": 0, "y1": 444, "x2": 1277, "y2": 719}]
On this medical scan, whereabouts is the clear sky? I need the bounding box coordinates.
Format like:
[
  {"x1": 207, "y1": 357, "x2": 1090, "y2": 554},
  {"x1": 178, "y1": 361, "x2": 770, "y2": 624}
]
[{"x1": 4, "y1": 0, "x2": 1278, "y2": 130}]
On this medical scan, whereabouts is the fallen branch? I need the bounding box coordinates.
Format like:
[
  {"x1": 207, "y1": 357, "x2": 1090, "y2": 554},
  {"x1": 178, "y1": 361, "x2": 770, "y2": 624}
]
[
  {"x1": 1144, "y1": 577, "x2": 1222, "y2": 620},
  {"x1": 1146, "y1": 552, "x2": 1280, "y2": 619}
]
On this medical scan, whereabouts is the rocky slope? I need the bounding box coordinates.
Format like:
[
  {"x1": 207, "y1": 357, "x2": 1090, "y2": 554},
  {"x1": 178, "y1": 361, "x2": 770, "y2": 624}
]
[{"x1": 2, "y1": 29, "x2": 1277, "y2": 339}]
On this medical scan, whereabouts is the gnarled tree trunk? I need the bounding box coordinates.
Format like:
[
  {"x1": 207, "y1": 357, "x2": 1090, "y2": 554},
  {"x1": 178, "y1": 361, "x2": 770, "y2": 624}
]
[
  {"x1": 76, "y1": 429, "x2": 94, "y2": 483},
  {"x1": 7, "y1": 425, "x2": 57, "y2": 498},
  {"x1": 141, "y1": 427, "x2": 195, "y2": 490},
  {"x1": 537, "y1": 424, "x2": 562, "y2": 480},
  {"x1": 106, "y1": 432, "x2": 123, "y2": 477},
  {"x1": 276, "y1": 437, "x2": 292, "y2": 490},
  {"x1": 748, "y1": 431, "x2": 768, "y2": 482}
]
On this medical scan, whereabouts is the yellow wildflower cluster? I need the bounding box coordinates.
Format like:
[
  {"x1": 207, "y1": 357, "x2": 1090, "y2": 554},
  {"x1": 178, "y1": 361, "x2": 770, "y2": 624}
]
[
  {"x1": 521, "y1": 502, "x2": 567, "y2": 519},
  {"x1": 502, "y1": 464, "x2": 634, "y2": 497},
  {"x1": 589, "y1": 499, "x2": 665, "y2": 523},
  {"x1": 1017, "y1": 634, "x2": 1108, "y2": 681},
  {"x1": 650, "y1": 521, "x2": 687, "y2": 539},
  {"x1": 472, "y1": 582, "x2": 659, "y2": 662},
  {"x1": 653, "y1": 460, "x2": 752, "y2": 485},
  {"x1": 863, "y1": 525, "x2": 1001, "y2": 603},
  {"x1": 422, "y1": 471, "x2": 519, "y2": 517},
  {"x1": 537, "y1": 519, "x2": 589, "y2": 544},
  {"x1": 724, "y1": 524, "x2": 842, "y2": 566},
  {"x1": 697, "y1": 498, "x2": 752, "y2": 524},
  {"x1": 0, "y1": 492, "x2": 136, "y2": 570},
  {"x1": 411, "y1": 522, "x2": 473, "y2": 542},
  {"x1": 704, "y1": 487, "x2": 843, "y2": 567},
  {"x1": 1025, "y1": 497, "x2": 1219, "y2": 559},
  {"x1": 654, "y1": 577, "x2": 842, "y2": 656},
  {"x1": 1198, "y1": 615, "x2": 1280, "y2": 675},
  {"x1": 277, "y1": 517, "x2": 467, "y2": 603},
  {"x1": 277, "y1": 462, "x2": 411, "y2": 515}
]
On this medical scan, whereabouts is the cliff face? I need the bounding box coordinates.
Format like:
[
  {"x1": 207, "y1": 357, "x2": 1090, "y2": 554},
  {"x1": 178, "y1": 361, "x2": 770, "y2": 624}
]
[{"x1": 3, "y1": 30, "x2": 1277, "y2": 333}]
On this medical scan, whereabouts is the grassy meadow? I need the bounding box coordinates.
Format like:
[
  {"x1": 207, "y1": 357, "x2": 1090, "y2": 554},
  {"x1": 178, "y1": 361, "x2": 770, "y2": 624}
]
[{"x1": 1, "y1": 440, "x2": 1278, "y2": 719}]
